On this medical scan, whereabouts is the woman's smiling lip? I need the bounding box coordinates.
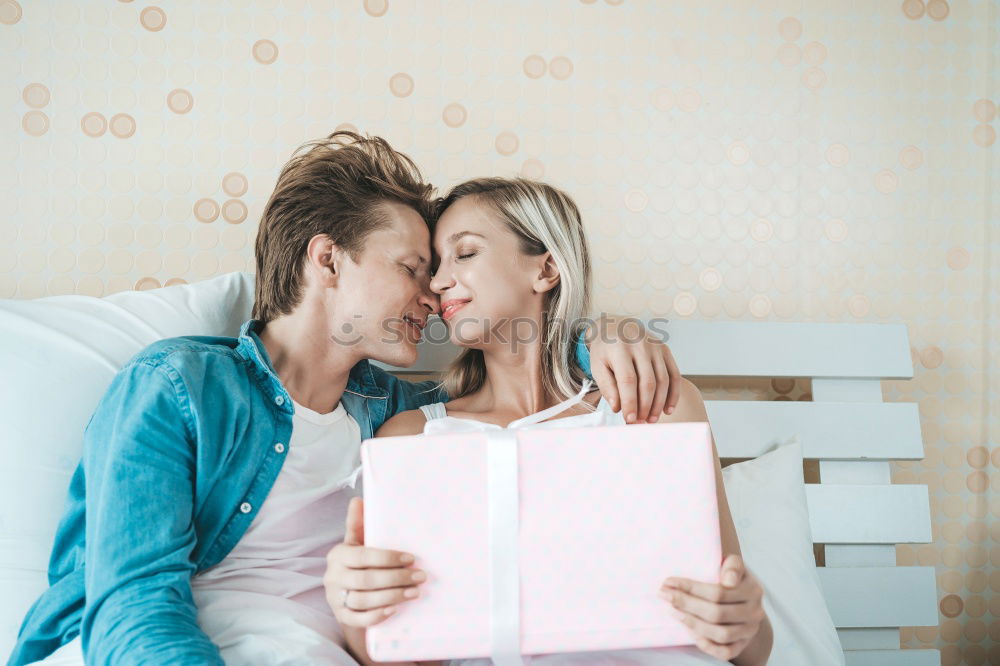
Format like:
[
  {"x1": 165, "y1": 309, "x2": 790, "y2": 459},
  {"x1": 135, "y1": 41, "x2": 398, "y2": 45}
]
[{"x1": 440, "y1": 299, "x2": 471, "y2": 321}]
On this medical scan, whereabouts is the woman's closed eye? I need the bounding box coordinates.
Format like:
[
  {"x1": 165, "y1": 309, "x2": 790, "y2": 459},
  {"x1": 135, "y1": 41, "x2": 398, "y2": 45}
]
[{"x1": 429, "y1": 250, "x2": 477, "y2": 277}]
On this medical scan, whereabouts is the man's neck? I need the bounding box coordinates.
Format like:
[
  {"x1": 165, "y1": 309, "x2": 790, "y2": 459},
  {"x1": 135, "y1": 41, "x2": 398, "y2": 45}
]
[{"x1": 257, "y1": 310, "x2": 358, "y2": 415}]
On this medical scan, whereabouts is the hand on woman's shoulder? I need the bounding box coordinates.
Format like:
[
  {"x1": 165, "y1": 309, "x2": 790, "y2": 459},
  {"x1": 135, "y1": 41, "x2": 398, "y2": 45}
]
[
  {"x1": 657, "y1": 376, "x2": 707, "y2": 423},
  {"x1": 375, "y1": 408, "x2": 428, "y2": 437},
  {"x1": 587, "y1": 376, "x2": 705, "y2": 423}
]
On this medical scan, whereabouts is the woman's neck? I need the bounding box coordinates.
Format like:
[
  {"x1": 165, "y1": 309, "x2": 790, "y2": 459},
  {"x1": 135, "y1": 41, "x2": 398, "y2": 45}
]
[
  {"x1": 449, "y1": 341, "x2": 596, "y2": 421},
  {"x1": 476, "y1": 342, "x2": 549, "y2": 415}
]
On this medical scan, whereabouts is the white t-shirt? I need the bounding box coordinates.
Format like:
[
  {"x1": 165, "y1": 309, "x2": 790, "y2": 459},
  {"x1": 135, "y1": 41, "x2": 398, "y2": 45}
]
[
  {"x1": 190, "y1": 397, "x2": 365, "y2": 664},
  {"x1": 36, "y1": 398, "x2": 365, "y2": 666}
]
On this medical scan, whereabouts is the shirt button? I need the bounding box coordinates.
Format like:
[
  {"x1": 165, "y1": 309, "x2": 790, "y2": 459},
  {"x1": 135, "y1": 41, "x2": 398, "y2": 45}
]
[
  {"x1": 239, "y1": 502, "x2": 252, "y2": 514},
  {"x1": 274, "y1": 395, "x2": 285, "y2": 406},
  {"x1": 274, "y1": 442, "x2": 285, "y2": 453}
]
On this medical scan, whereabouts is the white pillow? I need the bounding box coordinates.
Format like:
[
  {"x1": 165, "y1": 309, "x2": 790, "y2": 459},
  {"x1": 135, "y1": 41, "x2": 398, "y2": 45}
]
[
  {"x1": 0, "y1": 272, "x2": 256, "y2": 659},
  {"x1": 721, "y1": 438, "x2": 845, "y2": 666}
]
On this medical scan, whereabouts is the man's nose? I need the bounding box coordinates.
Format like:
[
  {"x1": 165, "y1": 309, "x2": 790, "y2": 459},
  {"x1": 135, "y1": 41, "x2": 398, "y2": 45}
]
[{"x1": 419, "y1": 288, "x2": 440, "y2": 316}]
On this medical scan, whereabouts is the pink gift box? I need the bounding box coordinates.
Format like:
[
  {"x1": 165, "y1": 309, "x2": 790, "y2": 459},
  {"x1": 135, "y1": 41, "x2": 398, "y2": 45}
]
[{"x1": 360, "y1": 421, "x2": 722, "y2": 663}]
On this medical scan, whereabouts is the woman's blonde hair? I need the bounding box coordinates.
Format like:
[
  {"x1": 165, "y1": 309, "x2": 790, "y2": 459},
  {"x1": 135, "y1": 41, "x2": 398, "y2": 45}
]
[{"x1": 433, "y1": 177, "x2": 593, "y2": 404}]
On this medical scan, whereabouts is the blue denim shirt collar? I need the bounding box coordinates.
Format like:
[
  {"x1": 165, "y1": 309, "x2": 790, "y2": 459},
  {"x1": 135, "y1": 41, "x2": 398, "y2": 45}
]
[{"x1": 236, "y1": 318, "x2": 387, "y2": 402}]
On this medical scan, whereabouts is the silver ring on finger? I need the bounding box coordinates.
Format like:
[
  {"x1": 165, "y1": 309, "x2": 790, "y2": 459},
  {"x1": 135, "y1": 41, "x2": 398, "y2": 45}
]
[{"x1": 341, "y1": 587, "x2": 353, "y2": 610}]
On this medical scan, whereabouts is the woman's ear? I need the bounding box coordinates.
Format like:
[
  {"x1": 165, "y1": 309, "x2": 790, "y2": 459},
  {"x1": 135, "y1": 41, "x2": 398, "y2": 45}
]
[
  {"x1": 306, "y1": 234, "x2": 341, "y2": 287},
  {"x1": 531, "y1": 252, "x2": 560, "y2": 294}
]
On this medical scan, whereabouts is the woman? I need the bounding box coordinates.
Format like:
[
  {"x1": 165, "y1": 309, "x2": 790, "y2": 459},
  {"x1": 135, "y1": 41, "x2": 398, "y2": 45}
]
[{"x1": 335, "y1": 178, "x2": 773, "y2": 666}]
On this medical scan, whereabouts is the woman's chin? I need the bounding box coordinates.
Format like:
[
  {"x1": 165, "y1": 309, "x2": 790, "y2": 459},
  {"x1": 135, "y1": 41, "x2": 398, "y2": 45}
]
[
  {"x1": 450, "y1": 339, "x2": 489, "y2": 354},
  {"x1": 447, "y1": 318, "x2": 493, "y2": 349},
  {"x1": 446, "y1": 329, "x2": 483, "y2": 349}
]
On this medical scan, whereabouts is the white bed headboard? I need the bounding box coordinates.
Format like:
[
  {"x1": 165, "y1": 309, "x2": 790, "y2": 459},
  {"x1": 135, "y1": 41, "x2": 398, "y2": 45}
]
[{"x1": 375, "y1": 319, "x2": 939, "y2": 666}]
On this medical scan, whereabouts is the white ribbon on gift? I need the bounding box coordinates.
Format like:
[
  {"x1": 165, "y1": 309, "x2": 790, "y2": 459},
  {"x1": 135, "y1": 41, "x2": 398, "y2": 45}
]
[{"x1": 484, "y1": 379, "x2": 597, "y2": 666}]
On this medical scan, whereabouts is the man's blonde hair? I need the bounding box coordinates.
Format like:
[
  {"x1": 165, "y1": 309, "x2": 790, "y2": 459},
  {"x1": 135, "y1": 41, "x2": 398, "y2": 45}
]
[{"x1": 252, "y1": 131, "x2": 434, "y2": 323}]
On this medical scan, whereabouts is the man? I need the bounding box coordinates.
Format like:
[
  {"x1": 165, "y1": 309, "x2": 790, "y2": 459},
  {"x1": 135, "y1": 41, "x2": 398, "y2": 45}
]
[{"x1": 9, "y1": 132, "x2": 681, "y2": 665}]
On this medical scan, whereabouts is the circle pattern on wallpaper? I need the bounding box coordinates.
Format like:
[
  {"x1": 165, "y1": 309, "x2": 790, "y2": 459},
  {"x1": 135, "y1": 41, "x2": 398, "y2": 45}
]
[
  {"x1": 972, "y1": 99, "x2": 996, "y2": 123},
  {"x1": 802, "y1": 41, "x2": 827, "y2": 65},
  {"x1": 495, "y1": 131, "x2": 519, "y2": 156},
  {"x1": 874, "y1": 169, "x2": 899, "y2": 194},
  {"x1": 167, "y1": 89, "x2": 194, "y2": 114},
  {"x1": 194, "y1": 198, "x2": 220, "y2": 223},
  {"x1": 109, "y1": 113, "x2": 136, "y2": 138},
  {"x1": 222, "y1": 200, "x2": 248, "y2": 224},
  {"x1": 363, "y1": 0, "x2": 388, "y2": 17},
  {"x1": 778, "y1": 17, "x2": 802, "y2": 41},
  {"x1": 825, "y1": 219, "x2": 849, "y2": 242},
  {"x1": 81, "y1": 112, "x2": 107, "y2": 138},
  {"x1": 22, "y1": 83, "x2": 50, "y2": 108},
  {"x1": 139, "y1": 6, "x2": 166, "y2": 32},
  {"x1": 222, "y1": 172, "x2": 248, "y2": 197},
  {"x1": 549, "y1": 56, "x2": 573, "y2": 80},
  {"x1": 22, "y1": 111, "x2": 49, "y2": 137},
  {"x1": 899, "y1": 145, "x2": 924, "y2": 170},
  {"x1": 927, "y1": 0, "x2": 950, "y2": 20},
  {"x1": 801, "y1": 67, "x2": 826, "y2": 90},
  {"x1": 252, "y1": 39, "x2": 279, "y2": 64},
  {"x1": 903, "y1": 0, "x2": 926, "y2": 19},
  {"x1": 826, "y1": 143, "x2": 850, "y2": 167},
  {"x1": 972, "y1": 124, "x2": 995, "y2": 147},
  {"x1": 134, "y1": 277, "x2": 161, "y2": 291},
  {"x1": 523, "y1": 55, "x2": 546, "y2": 79},
  {"x1": 0, "y1": 0, "x2": 22, "y2": 25},
  {"x1": 389, "y1": 73, "x2": 414, "y2": 97},
  {"x1": 442, "y1": 103, "x2": 467, "y2": 128},
  {"x1": 946, "y1": 247, "x2": 971, "y2": 271}
]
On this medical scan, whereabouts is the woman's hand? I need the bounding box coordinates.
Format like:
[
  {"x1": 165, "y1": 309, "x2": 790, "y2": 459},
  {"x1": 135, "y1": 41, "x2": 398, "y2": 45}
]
[
  {"x1": 658, "y1": 554, "x2": 766, "y2": 662},
  {"x1": 324, "y1": 496, "x2": 428, "y2": 628},
  {"x1": 586, "y1": 315, "x2": 681, "y2": 423}
]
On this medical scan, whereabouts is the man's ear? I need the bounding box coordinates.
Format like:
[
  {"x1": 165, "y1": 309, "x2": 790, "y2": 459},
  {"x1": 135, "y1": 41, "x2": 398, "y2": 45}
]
[
  {"x1": 531, "y1": 252, "x2": 560, "y2": 294},
  {"x1": 306, "y1": 234, "x2": 341, "y2": 287}
]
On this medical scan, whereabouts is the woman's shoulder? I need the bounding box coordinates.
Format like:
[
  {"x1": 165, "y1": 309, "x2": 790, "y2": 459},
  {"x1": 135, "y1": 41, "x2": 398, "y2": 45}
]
[
  {"x1": 376, "y1": 407, "x2": 430, "y2": 437},
  {"x1": 660, "y1": 376, "x2": 706, "y2": 422}
]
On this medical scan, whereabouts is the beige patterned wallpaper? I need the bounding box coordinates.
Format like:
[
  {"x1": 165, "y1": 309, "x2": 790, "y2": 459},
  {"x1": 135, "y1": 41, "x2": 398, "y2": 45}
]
[{"x1": 2, "y1": 0, "x2": 998, "y2": 663}]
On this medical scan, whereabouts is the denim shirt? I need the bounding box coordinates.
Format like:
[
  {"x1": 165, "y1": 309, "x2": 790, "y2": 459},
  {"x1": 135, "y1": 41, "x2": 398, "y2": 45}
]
[{"x1": 9, "y1": 318, "x2": 594, "y2": 665}]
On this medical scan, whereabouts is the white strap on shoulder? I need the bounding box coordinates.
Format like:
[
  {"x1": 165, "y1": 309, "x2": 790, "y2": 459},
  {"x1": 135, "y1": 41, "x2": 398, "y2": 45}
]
[{"x1": 417, "y1": 402, "x2": 448, "y2": 422}]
